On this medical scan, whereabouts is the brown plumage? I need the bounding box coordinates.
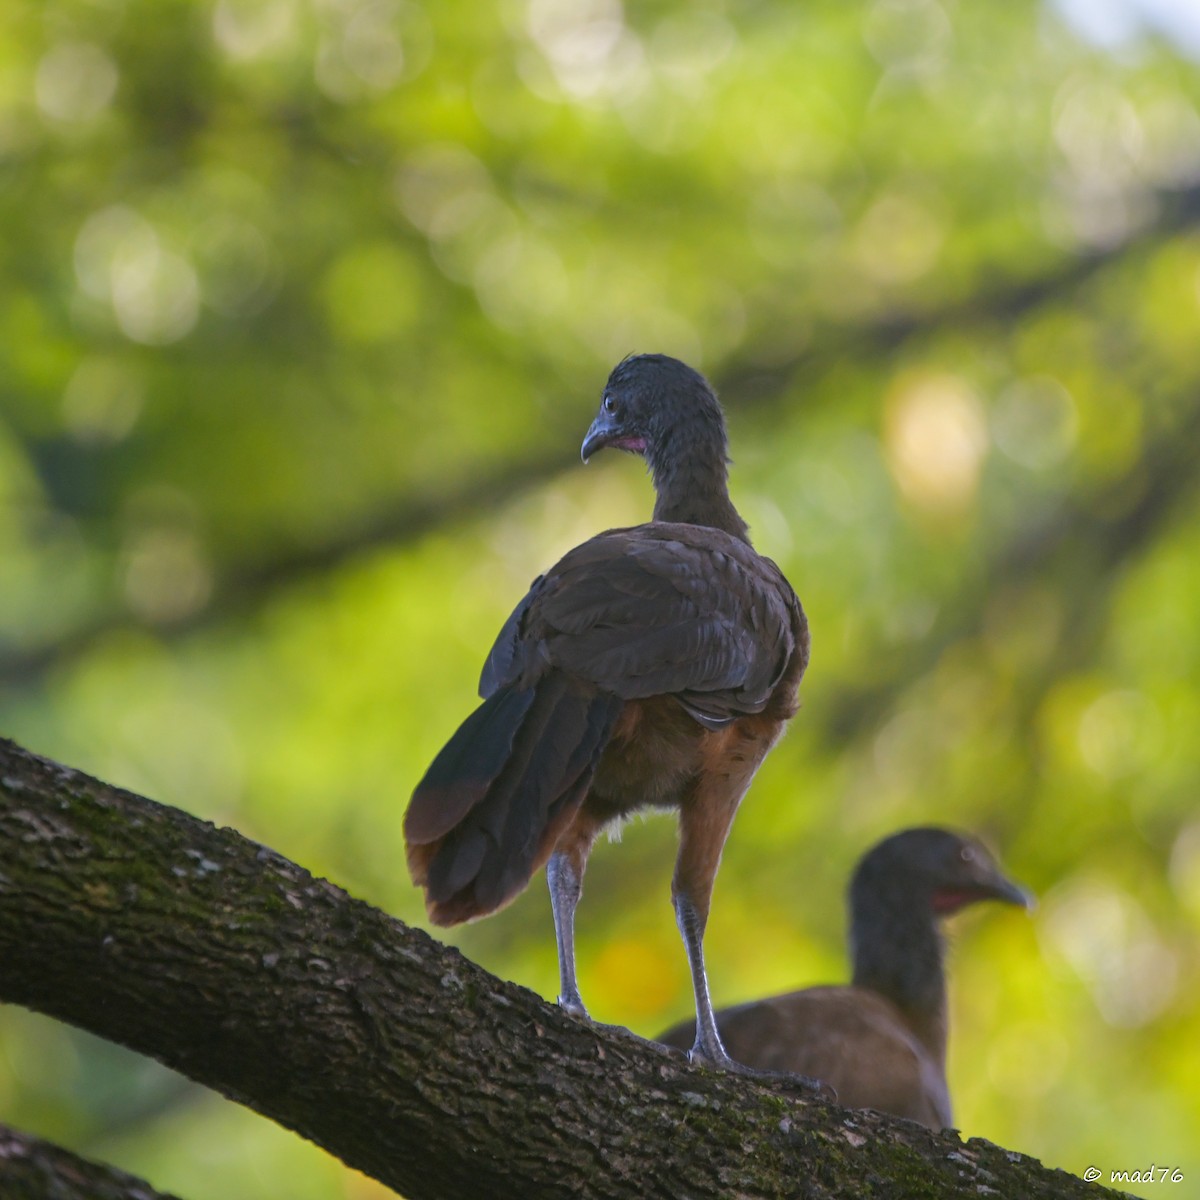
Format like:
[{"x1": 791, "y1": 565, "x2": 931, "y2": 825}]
[
  {"x1": 656, "y1": 827, "x2": 1032, "y2": 1123},
  {"x1": 404, "y1": 354, "x2": 808, "y2": 1067}
]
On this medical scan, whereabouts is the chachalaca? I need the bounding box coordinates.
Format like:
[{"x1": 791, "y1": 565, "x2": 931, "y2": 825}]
[
  {"x1": 656, "y1": 827, "x2": 1031, "y2": 1122},
  {"x1": 404, "y1": 353, "x2": 808, "y2": 1068}
]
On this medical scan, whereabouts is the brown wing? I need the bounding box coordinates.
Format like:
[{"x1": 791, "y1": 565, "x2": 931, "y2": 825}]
[{"x1": 480, "y1": 522, "x2": 801, "y2": 724}]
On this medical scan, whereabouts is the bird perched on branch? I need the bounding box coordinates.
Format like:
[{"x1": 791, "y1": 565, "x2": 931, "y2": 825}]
[
  {"x1": 404, "y1": 354, "x2": 808, "y2": 1069},
  {"x1": 656, "y1": 827, "x2": 1031, "y2": 1124}
]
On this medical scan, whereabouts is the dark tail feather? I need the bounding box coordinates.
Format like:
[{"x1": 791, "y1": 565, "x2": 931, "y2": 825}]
[
  {"x1": 405, "y1": 674, "x2": 622, "y2": 925},
  {"x1": 404, "y1": 685, "x2": 536, "y2": 845}
]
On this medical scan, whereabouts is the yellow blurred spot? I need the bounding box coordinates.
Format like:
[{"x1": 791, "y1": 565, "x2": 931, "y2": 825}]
[
  {"x1": 590, "y1": 936, "x2": 683, "y2": 1019},
  {"x1": 986, "y1": 1020, "x2": 1069, "y2": 1099},
  {"x1": 883, "y1": 372, "x2": 986, "y2": 516}
]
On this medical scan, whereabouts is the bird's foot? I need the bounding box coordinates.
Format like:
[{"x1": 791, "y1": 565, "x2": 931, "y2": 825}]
[
  {"x1": 556, "y1": 994, "x2": 590, "y2": 1020},
  {"x1": 555, "y1": 997, "x2": 640, "y2": 1042},
  {"x1": 687, "y1": 1046, "x2": 835, "y2": 1101},
  {"x1": 759, "y1": 1067, "x2": 837, "y2": 1103},
  {"x1": 591, "y1": 1018, "x2": 639, "y2": 1039}
]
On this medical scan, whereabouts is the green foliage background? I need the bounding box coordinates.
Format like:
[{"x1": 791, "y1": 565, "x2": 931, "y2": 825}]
[{"x1": 2, "y1": 0, "x2": 1199, "y2": 1195}]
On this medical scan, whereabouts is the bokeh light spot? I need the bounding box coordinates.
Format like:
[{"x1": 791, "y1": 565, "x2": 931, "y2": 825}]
[
  {"x1": 854, "y1": 191, "x2": 945, "y2": 285},
  {"x1": 991, "y1": 376, "x2": 1078, "y2": 470},
  {"x1": 35, "y1": 42, "x2": 118, "y2": 124},
  {"x1": 74, "y1": 206, "x2": 201, "y2": 344},
  {"x1": 884, "y1": 372, "x2": 987, "y2": 514},
  {"x1": 213, "y1": 0, "x2": 297, "y2": 61},
  {"x1": 1076, "y1": 688, "x2": 1160, "y2": 780},
  {"x1": 1041, "y1": 877, "x2": 1179, "y2": 1027}
]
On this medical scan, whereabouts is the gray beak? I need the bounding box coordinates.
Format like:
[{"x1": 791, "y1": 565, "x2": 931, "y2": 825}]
[
  {"x1": 581, "y1": 411, "x2": 622, "y2": 463},
  {"x1": 988, "y1": 873, "x2": 1037, "y2": 911}
]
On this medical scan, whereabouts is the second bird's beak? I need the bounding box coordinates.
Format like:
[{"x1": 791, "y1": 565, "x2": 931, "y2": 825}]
[
  {"x1": 984, "y1": 871, "x2": 1036, "y2": 911},
  {"x1": 936, "y1": 862, "x2": 1036, "y2": 915},
  {"x1": 581, "y1": 411, "x2": 621, "y2": 463}
]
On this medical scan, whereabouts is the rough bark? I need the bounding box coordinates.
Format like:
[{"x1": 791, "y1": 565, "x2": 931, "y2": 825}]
[
  {"x1": 0, "y1": 1124, "x2": 182, "y2": 1200},
  {"x1": 0, "y1": 737, "x2": 1124, "y2": 1200}
]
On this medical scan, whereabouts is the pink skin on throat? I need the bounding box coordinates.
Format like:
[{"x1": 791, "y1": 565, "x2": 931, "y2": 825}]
[{"x1": 931, "y1": 888, "x2": 978, "y2": 915}]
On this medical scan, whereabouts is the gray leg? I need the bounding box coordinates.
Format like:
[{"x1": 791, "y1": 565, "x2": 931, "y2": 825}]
[
  {"x1": 547, "y1": 850, "x2": 588, "y2": 1018},
  {"x1": 671, "y1": 783, "x2": 834, "y2": 1092},
  {"x1": 672, "y1": 784, "x2": 751, "y2": 1071},
  {"x1": 675, "y1": 875, "x2": 834, "y2": 1093},
  {"x1": 674, "y1": 889, "x2": 736, "y2": 1067}
]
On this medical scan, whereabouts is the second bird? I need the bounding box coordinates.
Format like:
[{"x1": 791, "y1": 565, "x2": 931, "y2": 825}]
[
  {"x1": 404, "y1": 354, "x2": 809, "y2": 1068},
  {"x1": 657, "y1": 827, "x2": 1032, "y2": 1124}
]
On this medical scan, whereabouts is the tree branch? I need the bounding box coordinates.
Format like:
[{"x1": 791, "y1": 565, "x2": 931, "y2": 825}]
[
  {"x1": 0, "y1": 1124, "x2": 183, "y2": 1200},
  {"x1": 0, "y1": 738, "x2": 1121, "y2": 1199}
]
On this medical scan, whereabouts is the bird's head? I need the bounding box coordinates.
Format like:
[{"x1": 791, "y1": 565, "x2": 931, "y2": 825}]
[
  {"x1": 852, "y1": 827, "x2": 1033, "y2": 919},
  {"x1": 581, "y1": 353, "x2": 726, "y2": 467}
]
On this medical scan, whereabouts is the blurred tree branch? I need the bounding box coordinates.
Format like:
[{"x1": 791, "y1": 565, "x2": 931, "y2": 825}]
[
  {"x1": 0, "y1": 737, "x2": 1122, "y2": 1199},
  {"x1": 729, "y1": 185, "x2": 1200, "y2": 398},
  {"x1": 4, "y1": 184, "x2": 1198, "y2": 693}
]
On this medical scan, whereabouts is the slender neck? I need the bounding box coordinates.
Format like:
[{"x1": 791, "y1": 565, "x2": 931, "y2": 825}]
[
  {"x1": 647, "y1": 422, "x2": 750, "y2": 543},
  {"x1": 849, "y1": 888, "x2": 948, "y2": 1064}
]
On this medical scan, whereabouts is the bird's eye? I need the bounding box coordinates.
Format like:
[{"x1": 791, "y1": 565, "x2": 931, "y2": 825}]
[
  {"x1": 603, "y1": 394, "x2": 616, "y2": 414},
  {"x1": 960, "y1": 845, "x2": 976, "y2": 863}
]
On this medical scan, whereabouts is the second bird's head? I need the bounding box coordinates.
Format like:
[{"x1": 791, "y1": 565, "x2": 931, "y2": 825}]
[
  {"x1": 851, "y1": 827, "x2": 1033, "y2": 920},
  {"x1": 581, "y1": 354, "x2": 728, "y2": 468}
]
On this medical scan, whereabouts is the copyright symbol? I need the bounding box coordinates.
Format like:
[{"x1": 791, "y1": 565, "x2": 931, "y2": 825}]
[{"x1": 1084, "y1": 1167, "x2": 1101, "y2": 1182}]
